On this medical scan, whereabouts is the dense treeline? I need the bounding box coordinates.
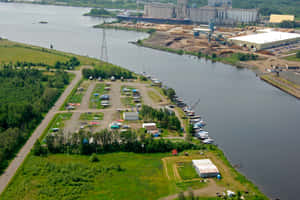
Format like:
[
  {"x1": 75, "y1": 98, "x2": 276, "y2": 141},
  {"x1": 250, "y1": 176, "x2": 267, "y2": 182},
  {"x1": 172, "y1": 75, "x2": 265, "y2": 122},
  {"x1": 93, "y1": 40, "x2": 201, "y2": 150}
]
[
  {"x1": 84, "y1": 8, "x2": 117, "y2": 17},
  {"x1": 34, "y1": 129, "x2": 204, "y2": 155},
  {"x1": 3, "y1": 56, "x2": 80, "y2": 70},
  {"x1": 82, "y1": 64, "x2": 134, "y2": 79},
  {"x1": 236, "y1": 53, "x2": 258, "y2": 61},
  {"x1": 162, "y1": 87, "x2": 176, "y2": 101},
  {"x1": 139, "y1": 105, "x2": 181, "y2": 131},
  {"x1": 0, "y1": 67, "x2": 70, "y2": 173}
]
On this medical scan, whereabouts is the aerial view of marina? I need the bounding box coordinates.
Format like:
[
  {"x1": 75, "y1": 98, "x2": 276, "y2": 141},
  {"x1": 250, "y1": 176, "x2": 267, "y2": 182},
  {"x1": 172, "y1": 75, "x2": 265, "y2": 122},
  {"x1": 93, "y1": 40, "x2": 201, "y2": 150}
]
[{"x1": 0, "y1": 0, "x2": 299, "y2": 199}]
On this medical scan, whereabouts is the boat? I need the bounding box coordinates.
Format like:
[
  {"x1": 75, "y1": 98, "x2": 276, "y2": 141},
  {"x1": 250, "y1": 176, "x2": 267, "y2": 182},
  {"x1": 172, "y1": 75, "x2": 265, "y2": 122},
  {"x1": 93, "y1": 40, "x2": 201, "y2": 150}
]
[
  {"x1": 195, "y1": 131, "x2": 209, "y2": 140},
  {"x1": 203, "y1": 138, "x2": 214, "y2": 144},
  {"x1": 189, "y1": 115, "x2": 201, "y2": 119},
  {"x1": 193, "y1": 121, "x2": 206, "y2": 128}
]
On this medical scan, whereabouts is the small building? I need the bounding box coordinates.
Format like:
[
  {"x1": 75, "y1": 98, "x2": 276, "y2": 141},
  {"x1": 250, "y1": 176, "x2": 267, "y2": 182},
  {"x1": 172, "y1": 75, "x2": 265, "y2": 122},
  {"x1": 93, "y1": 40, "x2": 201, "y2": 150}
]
[
  {"x1": 192, "y1": 159, "x2": 219, "y2": 178},
  {"x1": 123, "y1": 112, "x2": 139, "y2": 121},
  {"x1": 143, "y1": 123, "x2": 160, "y2": 135},
  {"x1": 269, "y1": 14, "x2": 295, "y2": 23}
]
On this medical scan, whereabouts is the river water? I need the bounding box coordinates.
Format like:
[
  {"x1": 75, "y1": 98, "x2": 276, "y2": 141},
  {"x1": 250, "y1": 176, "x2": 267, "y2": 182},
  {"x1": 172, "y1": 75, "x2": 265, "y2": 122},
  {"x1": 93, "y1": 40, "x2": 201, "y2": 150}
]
[{"x1": 0, "y1": 3, "x2": 300, "y2": 199}]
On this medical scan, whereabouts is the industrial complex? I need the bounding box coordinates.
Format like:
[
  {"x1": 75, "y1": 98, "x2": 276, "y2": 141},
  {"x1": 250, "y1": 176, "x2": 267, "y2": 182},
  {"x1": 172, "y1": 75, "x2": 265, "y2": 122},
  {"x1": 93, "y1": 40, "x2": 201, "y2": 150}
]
[
  {"x1": 229, "y1": 29, "x2": 300, "y2": 50},
  {"x1": 144, "y1": 0, "x2": 258, "y2": 25}
]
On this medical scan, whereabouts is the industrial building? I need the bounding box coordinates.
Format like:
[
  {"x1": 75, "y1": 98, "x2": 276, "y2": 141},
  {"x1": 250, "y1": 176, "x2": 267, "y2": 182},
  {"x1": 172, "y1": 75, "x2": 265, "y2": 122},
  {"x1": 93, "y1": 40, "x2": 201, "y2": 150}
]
[
  {"x1": 229, "y1": 30, "x2": 300, "y2": 50},
  {"x1": 144, "y1": 0, "x2": 258, "y2": 25},
  {"x1": 192, "y1": 159, "x2": 220, "y2": 178},
  {"x1": 269, "y1": 14, "x2": 295, "y2": 24}
]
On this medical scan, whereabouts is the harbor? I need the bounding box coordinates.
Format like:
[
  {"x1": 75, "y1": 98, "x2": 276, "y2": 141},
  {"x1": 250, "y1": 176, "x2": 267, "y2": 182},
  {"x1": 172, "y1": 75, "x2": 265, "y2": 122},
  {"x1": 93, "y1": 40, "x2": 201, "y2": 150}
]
[{"x1": 0, "y1": 3, "x2": 300, "y2": 199}]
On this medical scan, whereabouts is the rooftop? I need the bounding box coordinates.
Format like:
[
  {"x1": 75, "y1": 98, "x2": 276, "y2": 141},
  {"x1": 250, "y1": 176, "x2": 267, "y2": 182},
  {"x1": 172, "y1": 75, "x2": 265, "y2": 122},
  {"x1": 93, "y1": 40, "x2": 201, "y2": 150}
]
[
  {"x1": 270, "y1": 14, "x2": 295, "y2": 23},
  {"x1": 230, "y1": 31, "x2": 300, "y2": 44},
  {"x1": 192, "y1": 159, "x2": 219, "y2": 174}
]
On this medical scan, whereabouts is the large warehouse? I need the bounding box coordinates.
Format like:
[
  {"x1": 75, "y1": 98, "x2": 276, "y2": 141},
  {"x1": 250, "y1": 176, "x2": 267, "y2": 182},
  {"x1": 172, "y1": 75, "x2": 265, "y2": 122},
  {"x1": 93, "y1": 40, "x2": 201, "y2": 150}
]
[
  {"x1": 229, "y1": 30, "x2": 300, "y2": 50},
  {"x1": 192, "y1": 159, "x2": 220, "y2": 178}
]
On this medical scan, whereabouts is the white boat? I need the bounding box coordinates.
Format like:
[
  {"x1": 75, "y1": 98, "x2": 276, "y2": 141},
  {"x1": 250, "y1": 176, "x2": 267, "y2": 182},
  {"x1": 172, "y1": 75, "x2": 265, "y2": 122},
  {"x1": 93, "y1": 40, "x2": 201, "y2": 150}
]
[{"x1": 203, "y1": 138, "x2": 214, "y2": 144}]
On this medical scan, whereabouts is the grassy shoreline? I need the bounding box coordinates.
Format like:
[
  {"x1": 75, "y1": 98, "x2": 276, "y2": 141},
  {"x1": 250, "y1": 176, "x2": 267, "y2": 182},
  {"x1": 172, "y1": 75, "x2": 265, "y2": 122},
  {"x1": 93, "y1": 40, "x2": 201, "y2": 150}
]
[{"x1": 0, "y1": 39, "x2": 268, "y2": 199}]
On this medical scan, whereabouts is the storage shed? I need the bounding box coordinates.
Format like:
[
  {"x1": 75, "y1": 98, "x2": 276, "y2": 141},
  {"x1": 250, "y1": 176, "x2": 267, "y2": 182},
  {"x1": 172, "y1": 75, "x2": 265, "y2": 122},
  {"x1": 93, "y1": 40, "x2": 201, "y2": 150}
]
[
  {"x1": 123, "y1": 112, "x2": 139, "y2": 121},
  {"x1": 192, "y1": 159, "x2": 219, "y2": 178}
]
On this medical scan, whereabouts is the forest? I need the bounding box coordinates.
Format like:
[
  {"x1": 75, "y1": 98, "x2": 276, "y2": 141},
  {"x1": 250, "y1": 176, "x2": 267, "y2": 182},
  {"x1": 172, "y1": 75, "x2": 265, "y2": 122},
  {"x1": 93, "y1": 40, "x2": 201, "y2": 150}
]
[
  {"x1": 34, "y1": 129, "x2": 204, "y2": 156},
  {"x1": 0, "y1": 66, "x2": 70, "y2": 173},
  {"x1": 139, "y1": 105, "x2": 182, "y2": 132}
]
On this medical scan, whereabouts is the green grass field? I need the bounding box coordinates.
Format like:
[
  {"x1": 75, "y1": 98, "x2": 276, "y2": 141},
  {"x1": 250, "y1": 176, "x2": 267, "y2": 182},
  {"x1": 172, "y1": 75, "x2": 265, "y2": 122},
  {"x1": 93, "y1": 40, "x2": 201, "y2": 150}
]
[
  {"x1": 0, "y1": 39, "x2": 104, "y2": 69},
  {"x1": 79, "y1": 112, "x2": 104, "y2": 120},
  {"x1": 41, "y1": 113, "x2": 72, "y2": 141},
  {"x1": 285, "y1": 54, "x2": 300, "y2": 62},
  {"x1": 177, "y1": 162, "x2": 199, "y2": 180},
  {"x1": 89, "y1": 83, "x2": 106, "y2": 109},
  {"x1": 1, "y1": 153, "x2": 181, "y2": 200},
  {"x1": 148, "y1": 90, "x2": 162, "y2": 103}
]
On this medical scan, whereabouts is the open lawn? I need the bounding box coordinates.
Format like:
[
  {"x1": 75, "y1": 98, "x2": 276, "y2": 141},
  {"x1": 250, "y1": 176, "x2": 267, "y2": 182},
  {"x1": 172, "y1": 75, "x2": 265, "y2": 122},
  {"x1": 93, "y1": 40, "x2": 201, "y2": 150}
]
[
  {"x1": 177, "y1": 162, "x2": 199, "y2": 180},
  {"x1": 1, "y1": 153, "x2": 179, "y2": 200},
  {"x1": 285, "y1": 54, "x2": 300, "y2": 62},
  {"x1": 148, "y1": 90, "x2": 162, "y2": 103},
  {"x1": 80, "y1": 112, "x2": 104, "y2": 120},
  {"x1": 89, "y1": 83, "x2": 106, "y2": 109},
  {"x1": 0, "y1": 39, "x2": 104, "y2": 68}
]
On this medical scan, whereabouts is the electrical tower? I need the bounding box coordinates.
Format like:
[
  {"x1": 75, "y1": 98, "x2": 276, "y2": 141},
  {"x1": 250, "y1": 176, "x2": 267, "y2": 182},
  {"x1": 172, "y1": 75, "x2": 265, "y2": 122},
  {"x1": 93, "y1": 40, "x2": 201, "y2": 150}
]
[{"x1": 100, "y1": 25, "x2": 108, "y2": 62}]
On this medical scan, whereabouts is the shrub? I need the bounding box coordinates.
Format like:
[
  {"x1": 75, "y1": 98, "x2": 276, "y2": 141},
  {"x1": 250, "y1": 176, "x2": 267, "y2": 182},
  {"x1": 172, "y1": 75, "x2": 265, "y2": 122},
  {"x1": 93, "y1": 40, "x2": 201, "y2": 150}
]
[{"x1": 89, "y1": 153, "x2": 99, "y2": 162}]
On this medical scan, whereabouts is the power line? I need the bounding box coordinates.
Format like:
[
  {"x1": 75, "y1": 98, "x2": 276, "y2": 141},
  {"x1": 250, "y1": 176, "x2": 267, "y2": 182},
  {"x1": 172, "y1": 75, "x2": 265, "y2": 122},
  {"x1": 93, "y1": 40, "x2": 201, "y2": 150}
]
[{"x1": 100, "y1": 23, "x2": 108, "y2": 62}]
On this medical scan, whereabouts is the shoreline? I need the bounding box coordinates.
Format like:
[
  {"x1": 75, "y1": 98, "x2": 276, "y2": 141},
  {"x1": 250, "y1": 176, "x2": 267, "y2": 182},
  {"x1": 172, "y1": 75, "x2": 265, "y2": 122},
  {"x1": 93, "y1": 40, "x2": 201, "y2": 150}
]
[
  {"x1": 95, "y1": 23, "x2": 300, "y2": 100},
  {"x1": 0, "y1": 39, "x2": 269, "y2": 199}
]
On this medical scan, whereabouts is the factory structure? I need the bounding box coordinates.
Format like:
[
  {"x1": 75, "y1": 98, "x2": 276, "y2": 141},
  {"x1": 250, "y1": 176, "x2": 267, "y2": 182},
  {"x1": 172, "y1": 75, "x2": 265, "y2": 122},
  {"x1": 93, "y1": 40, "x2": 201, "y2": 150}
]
[
  {"x1": 229, "y1": 29, "x2": 300, "y2": 50},
  {"x1": 144, "y1": 0, "x2": 259, "y2": 25}
]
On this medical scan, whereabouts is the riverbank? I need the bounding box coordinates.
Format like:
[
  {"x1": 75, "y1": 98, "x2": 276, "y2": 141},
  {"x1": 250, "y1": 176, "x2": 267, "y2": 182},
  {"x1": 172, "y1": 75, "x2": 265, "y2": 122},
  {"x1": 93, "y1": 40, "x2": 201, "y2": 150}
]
[
  {"x1": 96, "y1": 22, "x2": 300, "y2": 100},
  {"x1": 0, "y1": 38, "x2": 268, "y2": 199}
]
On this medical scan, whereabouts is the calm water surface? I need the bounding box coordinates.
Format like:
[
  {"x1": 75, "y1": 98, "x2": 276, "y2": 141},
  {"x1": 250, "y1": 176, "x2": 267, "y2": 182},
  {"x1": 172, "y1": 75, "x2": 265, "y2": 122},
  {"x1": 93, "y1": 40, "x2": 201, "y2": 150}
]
[{"x1": 0, "y1": 3, "x2": 300, "y2": 199}]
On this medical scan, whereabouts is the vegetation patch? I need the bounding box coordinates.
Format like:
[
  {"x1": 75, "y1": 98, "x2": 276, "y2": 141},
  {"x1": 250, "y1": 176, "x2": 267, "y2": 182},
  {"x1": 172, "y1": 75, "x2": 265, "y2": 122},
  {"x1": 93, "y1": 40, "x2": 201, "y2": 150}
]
[
  {"x1": 0, "y1": 67, "x2": 70, "y2": 174},
  {"x1": 177, "y1": 162, "x2": 199, "y2": 180},
  {"x1": 148, "y1": 90, "x2": 162, "y2": 103},
  {"x1": 89, "y1": 83, "x2": 106, "y2": 109},
  {"x1": 80, "y1": 112, "x2": 104, "y2": 120}
]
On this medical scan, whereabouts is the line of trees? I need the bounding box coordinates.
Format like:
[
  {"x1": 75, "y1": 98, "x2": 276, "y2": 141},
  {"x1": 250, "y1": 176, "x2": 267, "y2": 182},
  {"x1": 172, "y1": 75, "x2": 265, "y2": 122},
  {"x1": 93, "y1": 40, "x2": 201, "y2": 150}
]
[
  {"x1": 33, "y1": 129, "x2": 205, "y2": 156},
  {"x1": 82, "y1": 64, "x2": 134, "y2": 79},
  {"x1": 0, "y1": 67, "x2": 70, "y2": 173},
  {"x1": 139, "y1": 105, "x2": 181, "y2": 131},
  {"x1": 162, "y1": 87, "x2": 176, "y2": 101}
]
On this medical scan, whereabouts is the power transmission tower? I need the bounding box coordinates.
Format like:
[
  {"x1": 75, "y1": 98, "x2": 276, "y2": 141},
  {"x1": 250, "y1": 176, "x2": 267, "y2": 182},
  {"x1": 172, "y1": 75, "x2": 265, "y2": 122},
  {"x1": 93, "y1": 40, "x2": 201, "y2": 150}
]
[{"x1": 100, "y1": 25, "x2": 108, "y2": 62}]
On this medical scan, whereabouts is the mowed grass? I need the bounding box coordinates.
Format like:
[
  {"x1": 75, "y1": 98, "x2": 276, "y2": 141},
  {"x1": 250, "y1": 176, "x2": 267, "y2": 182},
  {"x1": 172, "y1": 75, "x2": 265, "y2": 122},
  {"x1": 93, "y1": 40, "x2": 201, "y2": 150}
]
[
  {"x1": 68, "y1": 81, "x2": 90, "y2": 103},
  {"x1": 79, "y1": 112, "x2": 104, "y2": 120},
  {"x1": 148, "y1": 90, "x2": 162, "y2": 103},
  {"x1": 89, "y1": 83, "x2": 106, "y2": 109},
  {"x1": 285, "y1": 54, "x2": 300, "y2": 62},
  {"x1": 1, "y1": 153, "x2": 180, "y2": 200},
  {"x1": 177, "y1": 162, "x2": 199, "y2": 180},
  {"x1": 0, "y1": 39, "x2": 105, "y2": 68},
  {"x1": 0, "y1": 40, "x2": 69, "y2": 65}
]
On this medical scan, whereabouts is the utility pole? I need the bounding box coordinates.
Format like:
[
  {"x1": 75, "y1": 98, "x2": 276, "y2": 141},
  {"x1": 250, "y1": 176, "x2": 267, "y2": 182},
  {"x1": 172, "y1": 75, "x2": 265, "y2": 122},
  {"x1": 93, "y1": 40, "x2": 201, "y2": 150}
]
[{"x1": 100, "y1": 23, "x2": 108, "y2": 62}]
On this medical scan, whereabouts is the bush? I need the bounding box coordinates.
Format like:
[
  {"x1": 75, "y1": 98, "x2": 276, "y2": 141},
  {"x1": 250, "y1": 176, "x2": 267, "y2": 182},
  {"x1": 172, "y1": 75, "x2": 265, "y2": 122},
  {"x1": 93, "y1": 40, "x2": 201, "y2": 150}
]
[
  {"x1": 89, "y1": 153, "x2": 99, "y2": 162},
  {"x1": 296, "y1": 51, "x2": 300, "y2": 58}
]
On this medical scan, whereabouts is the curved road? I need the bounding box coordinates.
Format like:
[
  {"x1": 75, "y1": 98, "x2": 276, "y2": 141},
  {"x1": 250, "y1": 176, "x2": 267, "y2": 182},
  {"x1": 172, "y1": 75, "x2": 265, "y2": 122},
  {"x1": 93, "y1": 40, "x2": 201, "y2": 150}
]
[{"x1": 0, "y1": 68, "x2": 83, "y2": 195}]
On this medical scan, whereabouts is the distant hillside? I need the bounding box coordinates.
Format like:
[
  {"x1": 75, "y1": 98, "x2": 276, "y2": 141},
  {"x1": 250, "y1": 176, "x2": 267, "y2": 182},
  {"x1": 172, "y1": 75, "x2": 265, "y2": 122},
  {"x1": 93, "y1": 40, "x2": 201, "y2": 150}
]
[{"x1": 232, "y1": 0, "x2": 300, "y2": 17}]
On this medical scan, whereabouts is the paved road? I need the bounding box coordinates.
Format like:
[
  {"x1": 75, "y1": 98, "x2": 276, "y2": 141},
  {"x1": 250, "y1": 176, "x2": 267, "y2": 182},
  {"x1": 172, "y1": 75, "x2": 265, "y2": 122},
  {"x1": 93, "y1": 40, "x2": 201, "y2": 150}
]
[{"x1": 0, "y1": 68, "x2": 83, "y2": 195}]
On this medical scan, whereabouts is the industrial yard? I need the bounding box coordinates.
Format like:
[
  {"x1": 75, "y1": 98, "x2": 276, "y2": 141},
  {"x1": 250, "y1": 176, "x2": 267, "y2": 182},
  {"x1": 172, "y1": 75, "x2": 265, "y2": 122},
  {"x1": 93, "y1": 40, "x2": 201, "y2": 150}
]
[{"x1": 99, "y1": 21, "x2": 300, "y2": 98}]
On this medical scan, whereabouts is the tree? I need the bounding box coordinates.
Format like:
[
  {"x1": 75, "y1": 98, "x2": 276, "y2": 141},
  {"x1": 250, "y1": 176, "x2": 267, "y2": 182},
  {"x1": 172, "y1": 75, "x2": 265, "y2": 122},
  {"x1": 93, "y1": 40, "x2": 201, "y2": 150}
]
[
  {"x1": 296, "y1": 51, "x2": 300, "y2": 58},
  {"x1": 89, "y1": 153, "x2": 99, "y2": 162},
  {"x1": 178, "y1": 192, "x2": 185, "y2": 200}
]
